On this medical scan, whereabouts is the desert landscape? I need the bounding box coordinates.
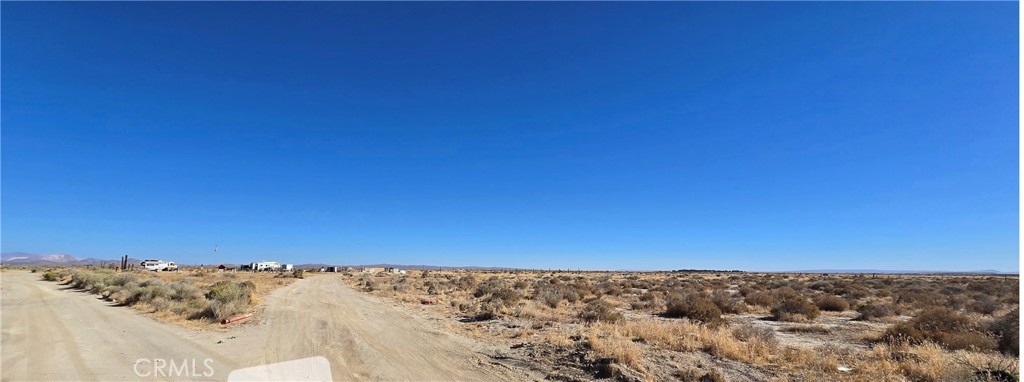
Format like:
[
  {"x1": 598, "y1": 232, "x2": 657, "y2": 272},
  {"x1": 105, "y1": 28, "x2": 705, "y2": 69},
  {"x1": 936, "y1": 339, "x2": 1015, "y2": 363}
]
[
  {"x1": 3, "y1": 2, "x2": 1017, "y2": 382},
  {"x1": 340, "y1": 269, "x2": 1019, "y2": 381},
  {"x1": 2, "y1": 266, "x2": 1017, "y2": 381}
]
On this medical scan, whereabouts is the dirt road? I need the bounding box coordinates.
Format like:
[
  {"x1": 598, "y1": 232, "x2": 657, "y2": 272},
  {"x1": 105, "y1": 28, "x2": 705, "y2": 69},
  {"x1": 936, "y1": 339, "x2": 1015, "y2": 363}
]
[
  {"x1": 223, "y1": 274, "x2": 537, "y2": 381},
  {"x1": 1, "y1": 271, "x2": 237, "y2": 381},
  {"x1": 1, "y1": 271, "x2": 538, "y2": 381}
]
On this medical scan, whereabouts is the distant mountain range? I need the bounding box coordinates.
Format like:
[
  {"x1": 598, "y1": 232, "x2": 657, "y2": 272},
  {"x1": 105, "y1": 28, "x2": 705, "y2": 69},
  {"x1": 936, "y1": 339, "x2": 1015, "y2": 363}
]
[{"x1": 0, "y1": 252, "x2": 116, "y2": 265}]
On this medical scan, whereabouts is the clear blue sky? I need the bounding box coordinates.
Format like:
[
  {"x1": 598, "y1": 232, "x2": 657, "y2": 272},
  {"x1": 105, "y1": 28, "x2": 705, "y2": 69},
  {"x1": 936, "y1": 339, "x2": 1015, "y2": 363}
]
[{"x1": 2, "y1": 2, "x2": 1018, "y2": 271}]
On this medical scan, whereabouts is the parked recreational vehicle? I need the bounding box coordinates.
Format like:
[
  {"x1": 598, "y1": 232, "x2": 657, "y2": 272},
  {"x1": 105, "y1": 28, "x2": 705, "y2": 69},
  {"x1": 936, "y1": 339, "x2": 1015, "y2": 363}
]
[
  {"x1": 140, "y1": 260, "x2": 178, "y2": 272},
  {"x1": 245, "y1": 261, "x2": 282, "y2": 272}
]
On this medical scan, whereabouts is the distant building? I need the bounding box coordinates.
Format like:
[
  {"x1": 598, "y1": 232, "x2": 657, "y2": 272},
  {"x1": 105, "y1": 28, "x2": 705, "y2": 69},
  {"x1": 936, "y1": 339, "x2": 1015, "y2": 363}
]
[
  {"x1": 283, "y1": 264, "x2": 294, "y2": 271},
  {"x1": 385, "y1": 267, "x2": 406, "y2": 275},
  {"x1": 361, "y1": 267, "x2": 385, "y2": 273}
]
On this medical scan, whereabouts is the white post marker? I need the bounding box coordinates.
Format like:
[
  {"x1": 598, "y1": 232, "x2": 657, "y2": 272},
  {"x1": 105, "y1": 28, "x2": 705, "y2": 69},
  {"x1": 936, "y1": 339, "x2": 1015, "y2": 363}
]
[{"x1": 227, "y1": 356, "x2": 332, "y2": 382}]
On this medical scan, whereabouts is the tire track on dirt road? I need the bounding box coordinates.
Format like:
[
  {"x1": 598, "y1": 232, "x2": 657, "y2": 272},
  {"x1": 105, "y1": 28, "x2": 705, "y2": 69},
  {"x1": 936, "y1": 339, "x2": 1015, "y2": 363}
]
[
  {"x1": 1, "y1": 271, "x2": 237, "y2": 381},
  {"x1": 4, "y1": 271, "x2": 541, "y2": 381},
  {"x1": 222, "y1": 275, "x2": 541, "y2": 381}
]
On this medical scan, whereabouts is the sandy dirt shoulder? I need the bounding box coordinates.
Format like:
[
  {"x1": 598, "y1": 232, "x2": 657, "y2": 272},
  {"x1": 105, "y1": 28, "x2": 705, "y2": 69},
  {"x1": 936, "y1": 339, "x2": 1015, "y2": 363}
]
[{"x1": 1, "y1": 270, "x2": 542, "y2": 381}]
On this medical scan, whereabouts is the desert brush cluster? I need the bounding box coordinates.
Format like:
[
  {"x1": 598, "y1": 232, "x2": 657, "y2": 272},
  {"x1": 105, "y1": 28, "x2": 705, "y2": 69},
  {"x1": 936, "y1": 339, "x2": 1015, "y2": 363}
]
[
  {"x1": 38, "y1": 267, "x2": 301, "y2": 326},
  {"x1": 344, "y1": 270, "x2": 1018, "y2": 382}
]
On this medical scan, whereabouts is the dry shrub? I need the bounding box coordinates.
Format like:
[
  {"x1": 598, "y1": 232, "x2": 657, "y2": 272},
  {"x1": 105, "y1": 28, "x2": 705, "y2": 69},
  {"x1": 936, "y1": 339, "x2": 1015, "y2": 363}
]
[
  {"x1": 883, "y1": 307, "x2": 997, "y2": 352},
  {"x1": 512, "y1": 279, "x2": 528, "y2": 290},
  {"x1": 952, "y1": 351, "x2": 1020, "y2": 382},
  {"x1": 867, "y1": 341, "x2": 1018, "y2": 382},
  {"x1": 579, "y1": 299, "x2": 623, "y2": 323},
  {"x1": 485, "y1": 287, "x2": 522, "y2": 308},
  {"x1": 731, "y1": 324, "x2": 778, "y2": 347},
  {"x1": 533, "y1": 286, "x2": 562, "y2": 308},
  {"x1": 41, "y1": 270, "x2": 64, "y2": 282},
  {"x1": 771, "y1": 296, "x2": 820, "y2": 321},
  {"x1": 898, "y1": 290, "x2": 947, "y2": 310},
  {"x1": 665, "y1": 293, "x2": 723, "y2": 325},
  {"x1": 69, "y1": 269, "x2": 116, "y2": 292},
  {"x1": 855, "y1": 302, "x2": 897, "y2": 321},
  {"x1": 449, "y1": 274, "x2": 477, "y2": 291},
  {"x1": 738, "y1": 285, "x2": 755, "y2": 297},
  {"x1": 745, "y1": 291, "x2": 775, "y2": 307},
  {"x1": 473, "y1": 277, "x2": 510, "y2": 298},
  {"x1": 466, "y1": 287, "x2": 522, "y2": 321},
  {"x1": 814, "y1": 295, "x2": 850, "y2": 312},
  {"x1": 194, "y1": 280, "x2": 255, "y2": 320},
  {"x1": 711, "y1": 289, "x2": 748, "y2": 314},
  {"x1": 968, "y1": 294, "x2": 1000, "y2": 315},
  {"x1": 991, "y1": 308, "x2": 1019, "y2": 356},
  {"x1": 123, "y1": 279, "x2": 170, "y2": 305}
]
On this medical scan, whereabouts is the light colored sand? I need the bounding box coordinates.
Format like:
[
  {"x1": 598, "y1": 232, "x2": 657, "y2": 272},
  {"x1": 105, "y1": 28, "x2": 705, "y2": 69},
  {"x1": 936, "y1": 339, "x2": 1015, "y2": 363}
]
[
  {"x1": 1, "y1": 271, "x2": 540, "y2": 381},
  {"x1": 1, "y1": 270, "x2": 236, "y2": 381}
]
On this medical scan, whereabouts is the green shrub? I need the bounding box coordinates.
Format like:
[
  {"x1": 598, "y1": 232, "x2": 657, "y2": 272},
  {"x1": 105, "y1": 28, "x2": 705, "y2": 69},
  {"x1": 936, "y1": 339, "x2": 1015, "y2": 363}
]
[
  {"x1": 123, "y1": 279, "x2": 170, "y2": 305},
  {"x1": 206, "y1": 280, "x2": 254, "y2": 305},
  {"x1": 192, "y1": 281, "x2": 255, "y2": 320},
  {"x1": 41, "y1": 270, "x2": 62, "y2": 282},
  {"x1": 110, "y1": 273, "x2": 140, "y2": 287},
  {"x1": 70, "y1": 269, "x2": 113, "y2": 292},
  {"x1": 169, "y1": 281, "x2": 204, "y2": 302}
]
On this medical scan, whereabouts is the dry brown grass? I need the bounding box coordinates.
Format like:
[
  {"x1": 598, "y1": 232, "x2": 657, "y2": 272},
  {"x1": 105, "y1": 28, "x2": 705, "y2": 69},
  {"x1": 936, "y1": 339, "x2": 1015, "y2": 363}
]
[{"x1": 586, "y1": 324, "x2": 646, "y2": 375}]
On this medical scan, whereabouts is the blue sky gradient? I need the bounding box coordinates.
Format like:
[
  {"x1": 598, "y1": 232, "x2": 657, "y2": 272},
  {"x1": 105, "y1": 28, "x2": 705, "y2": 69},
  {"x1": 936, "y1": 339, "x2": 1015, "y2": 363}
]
[{"x1": 2, "y1": 2, "x2": 1018, "y2": 271}]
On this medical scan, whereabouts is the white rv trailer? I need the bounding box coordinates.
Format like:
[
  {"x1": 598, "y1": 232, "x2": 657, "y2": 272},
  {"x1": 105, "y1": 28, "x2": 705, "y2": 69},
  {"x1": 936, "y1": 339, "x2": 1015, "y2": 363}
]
[
  {"x1": 248, "y1": 261, "x2": 282, "y2": 272},
  {"x1": 140, "y1": 259, "x2": 178, "y2": 272}
]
